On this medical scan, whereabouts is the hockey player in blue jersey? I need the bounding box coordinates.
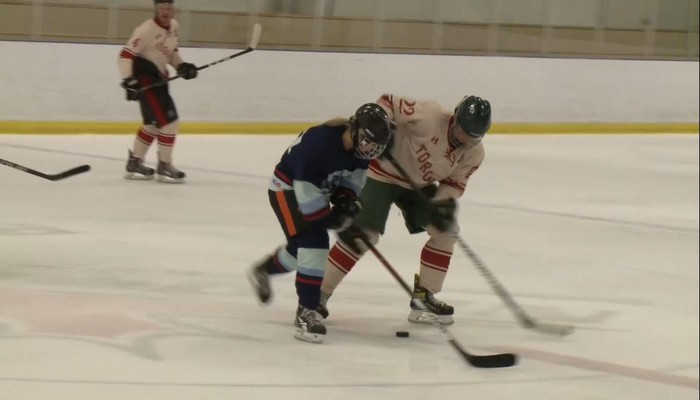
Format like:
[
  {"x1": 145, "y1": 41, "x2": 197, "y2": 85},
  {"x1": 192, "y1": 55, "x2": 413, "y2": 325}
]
[{"x1": 248, "y1": 103, "x2": 393, "y2": 343}]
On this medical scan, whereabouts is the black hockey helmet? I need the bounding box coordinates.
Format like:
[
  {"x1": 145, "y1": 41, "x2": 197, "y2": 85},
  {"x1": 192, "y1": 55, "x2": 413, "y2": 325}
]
[
  {"x1": 455, "y1": 95, "x2": 491, "y2": 138},
  {"x1": 350, "y1": 103, "x2": 393, "y2": 160}
]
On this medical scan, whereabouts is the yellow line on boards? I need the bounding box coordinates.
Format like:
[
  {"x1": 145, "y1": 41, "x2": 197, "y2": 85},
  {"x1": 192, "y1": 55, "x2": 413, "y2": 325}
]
[{"x1": 0, "y1": 121, "x2": 697, "y2": 135}]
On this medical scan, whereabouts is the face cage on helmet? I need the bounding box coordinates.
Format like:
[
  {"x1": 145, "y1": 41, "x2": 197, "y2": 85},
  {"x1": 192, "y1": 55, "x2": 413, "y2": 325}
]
[{"x1": 353, "y1": 128, "x2": 387, "y2": 160}]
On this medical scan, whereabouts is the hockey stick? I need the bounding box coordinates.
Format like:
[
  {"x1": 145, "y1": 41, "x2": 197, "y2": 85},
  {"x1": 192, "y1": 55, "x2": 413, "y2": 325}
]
[
  {"x1": 360, "y1": 236, "x2": 517, "y2": 368},
  {"x1": 383, "y1": 153, "x2": 575, "y2": 337},
  {"x1": 139, "y1": 23, "x2": 262, "y2": 93},
  {"x1": 455, "y1": 236, "x2": 575, "y2": 336},
  {"x1": 0, "y1": 158, "x2": 90, "y2": 181}
]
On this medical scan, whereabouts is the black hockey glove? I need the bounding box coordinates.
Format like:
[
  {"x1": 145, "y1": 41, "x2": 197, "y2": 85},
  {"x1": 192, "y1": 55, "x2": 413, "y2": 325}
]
[
  {"x1": 121, "y1": 77, "x2": 140, "y2": 101},
  {"x1": 326, "y1": 193, "x2": 362, "y2": 231},
  {"x1": 177, "y1": 62, "x2": 198, "y2": 80},
  {"x1": 337, "y1": 224, "x2": 369, "y2": 254},
  {"x1": 425, "y1": 198, "x2": 457, "y2": 232}
]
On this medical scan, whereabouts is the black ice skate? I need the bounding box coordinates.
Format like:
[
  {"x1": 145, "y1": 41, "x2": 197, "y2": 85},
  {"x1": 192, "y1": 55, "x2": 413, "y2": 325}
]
[
  {"x1": 316, "y1": 291, "x2": 331, "y2": 319},
  {"x1": 247, "y1": 256, "x2": 273, "y2": 305},
  {"x1": 408, "y1": 274, "x2": 455, "y2": 325},
  {"x1": 294, "y1": 305, "x2": 326, "y2": 343},
  {"x1": 156, "y1": 160, "x2": 185, "y2": 184},
  {"x1": 124, "y1": 150, "x2": 154, "y2": 180}
]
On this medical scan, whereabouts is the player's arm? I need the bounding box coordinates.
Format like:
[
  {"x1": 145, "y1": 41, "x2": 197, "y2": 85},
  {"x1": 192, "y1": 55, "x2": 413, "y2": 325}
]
[
  {"x1": 285, "y1": 130, "x2": 333, "y2": 223},
  {"x1": 377, "y1": 93, "x2": 417, "y2": 124},
  {"x1": 118, "y1": 25, "x2": 147, "y2": 80},
  {"x1": 117, "y1": 25, "x2": 147, "y2": 101},
  {"x1": 170, "y1": 48, "x2": 197, "y2": 80},
  {"x1": 436, "y1": 147, "x2": 485, "y2": 200}
]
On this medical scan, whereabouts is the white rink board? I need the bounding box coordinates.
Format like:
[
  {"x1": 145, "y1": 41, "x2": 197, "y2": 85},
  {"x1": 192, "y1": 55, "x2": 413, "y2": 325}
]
[{"x1": 0, "y1": 40, "x2": 698, "y2": 123}]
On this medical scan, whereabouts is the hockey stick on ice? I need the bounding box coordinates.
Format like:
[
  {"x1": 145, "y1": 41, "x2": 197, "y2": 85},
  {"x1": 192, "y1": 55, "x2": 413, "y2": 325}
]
[
  {"x1": 0, "y1": 158, "x2": 90, "y2": 181},
  {"x1": 455, "y1": 236, "x2": 575, "y2": 337},
  {"x1": 383, "y1": 153, "x2": 574, "y2": 337},
  {"x1": 360, "y1": 236, "x2": 517, "y2": 368},
  {"x1": 139, "y1": 23, "x2": 262, "y2": 93}
]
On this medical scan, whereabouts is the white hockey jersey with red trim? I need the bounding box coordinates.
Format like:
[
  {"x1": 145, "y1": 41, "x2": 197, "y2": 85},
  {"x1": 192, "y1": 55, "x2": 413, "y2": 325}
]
[
  {"x1": 370, "y1": 94, "x2": 484, "y2": 200},
  {"x1": 118, "y1": 18, "x2": 183, "y2": 79}
]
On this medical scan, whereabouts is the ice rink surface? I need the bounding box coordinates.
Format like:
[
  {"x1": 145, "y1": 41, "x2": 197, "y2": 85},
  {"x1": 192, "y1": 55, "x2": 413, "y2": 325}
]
[{"x1": 0, "y1": 133, "x2": 697, "y2": 400}]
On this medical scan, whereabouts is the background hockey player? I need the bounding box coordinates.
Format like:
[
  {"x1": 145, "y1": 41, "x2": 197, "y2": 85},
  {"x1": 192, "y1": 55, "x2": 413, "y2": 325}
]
[
  {"x1": 117, "y1": 0, "x2": 198, "y2": 183},
  {"x1": 248, "y1": 104, "x2": 394, "y2": 343},
  {"x1": 319, "y1": 93, "x2": 492, "y2": 325}
]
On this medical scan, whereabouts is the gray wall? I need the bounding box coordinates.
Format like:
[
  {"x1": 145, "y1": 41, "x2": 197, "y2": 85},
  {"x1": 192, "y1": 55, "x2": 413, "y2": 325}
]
[{"x1": 0, "y1": 0, "x2": 697, "y2": 59}]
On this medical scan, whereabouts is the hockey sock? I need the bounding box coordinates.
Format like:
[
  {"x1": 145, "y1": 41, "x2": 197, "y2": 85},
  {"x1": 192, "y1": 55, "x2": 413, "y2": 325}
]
[
  {"x1": 157, "y1": 121, "x2": 178, "y2": 163},
  {"x1": 132, "y1": 124, "x2": 157, "y2": 159},
  {"x1": 418, "y1": 243, "x2": 453, "y2": 293}
]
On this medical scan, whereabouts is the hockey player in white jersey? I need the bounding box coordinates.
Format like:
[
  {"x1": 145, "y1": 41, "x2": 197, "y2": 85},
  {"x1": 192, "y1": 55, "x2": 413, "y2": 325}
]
[
  {"x1": 320, "y1": 94, "x2": 491, "y2": 325},
  {"x1": 117, "y1": 0, "x2": 197, "y2": 183}
]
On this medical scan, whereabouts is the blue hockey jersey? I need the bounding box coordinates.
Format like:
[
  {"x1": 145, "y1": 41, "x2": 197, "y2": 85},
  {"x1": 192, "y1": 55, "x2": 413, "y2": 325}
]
[{"x1": 269, "y1": 124, "x2": 369, "y2": 222}]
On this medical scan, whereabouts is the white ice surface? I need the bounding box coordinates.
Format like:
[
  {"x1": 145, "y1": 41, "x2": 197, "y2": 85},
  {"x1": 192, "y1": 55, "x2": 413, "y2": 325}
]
[{"x1": 0, "y1": 134, "x2": 697, "y2": 400}]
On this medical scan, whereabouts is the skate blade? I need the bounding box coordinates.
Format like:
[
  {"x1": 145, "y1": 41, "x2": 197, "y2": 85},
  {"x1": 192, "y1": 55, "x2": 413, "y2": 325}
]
[
  {"x1": 407, "y1": 310, "x2": 454, "y2": 326},
  {"x1": 156, "y1": 175, "x2": 185, "y2": 184},
  {"x1": 294, "y1": 330, "x2": 325, "y2": 344},
  {"x1": 124, "y1": 172, "x2": 154, "y2": 181}
]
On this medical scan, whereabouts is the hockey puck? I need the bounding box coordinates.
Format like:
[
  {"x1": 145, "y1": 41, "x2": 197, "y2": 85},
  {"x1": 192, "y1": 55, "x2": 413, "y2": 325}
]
[{"x1": 395, "y1": 331, "x2": 409, "y2": 338}]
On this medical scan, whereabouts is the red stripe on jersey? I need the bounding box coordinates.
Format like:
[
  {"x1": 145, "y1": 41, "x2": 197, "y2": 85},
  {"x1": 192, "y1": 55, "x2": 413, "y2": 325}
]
[
  {"x1": 328, "y1": 244, "x2": 359, "y2": 274},
  {"x1": 439, "y1": 178, "x2": 466, "y2": 193},
  {"x1": 119, "y1": 48, "x2": 136, "y2": 60},
  {"x1": 273, "y1": 169, "x2": 292, "y2": 185},
  {"x1": 420, "y1": 245, "x2": 452, "y2": 272}
]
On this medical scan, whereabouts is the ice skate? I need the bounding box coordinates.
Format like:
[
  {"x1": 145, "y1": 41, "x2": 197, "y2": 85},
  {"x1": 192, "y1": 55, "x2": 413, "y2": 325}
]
[
  {"x1": 316, "y1": 291, "x2": 331, "y2": 319},
  {"x1": 156, "y1": 160, "x2": 186, "y2": 184},
  {"x1": 407, "y1": 274, "x2": 454, "y2": 325},
  {"x1": 294, "y1": 305, "x2": 326, "y2": 343},
  {"x1": 124, "y1": 150, "x2": 154, "y2": 180},
  {"x1": 247, "y1": 256, "x2": 272, "y2": 305}
]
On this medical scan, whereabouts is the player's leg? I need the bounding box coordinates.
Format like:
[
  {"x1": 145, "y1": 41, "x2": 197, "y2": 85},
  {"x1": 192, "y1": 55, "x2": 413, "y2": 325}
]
[
  {"x1": 155, "y1": 119, "x2": 186, "y2": 183},
  {"x1": 248, "y1": 189, "x2": 308, "y2": 304},
  {"x1": 395, "y1": 186, "x2": 458, "y2": 325},
  {"x1": 320, "y1": 179, "x2": 405, "y2": 318},
  {"x1": 409, "y1": 224, "x2": 459, "y2": 326},
  {"x1": 293, "y1": 226, "x2": 330, "y2": 343},
  {"x1": 124, "y1": 125, "x2": 157, "y2": 180}
]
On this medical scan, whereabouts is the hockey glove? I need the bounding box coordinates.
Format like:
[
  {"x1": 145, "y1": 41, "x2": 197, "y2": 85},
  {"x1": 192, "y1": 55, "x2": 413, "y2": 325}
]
[
  {"x1": 336, "y1": 224, "x2": 369, "y2": 254},
  {"x1": 121, "y1": 77, "x2": 140, "y2": 101},
  {"x1": 326, "y1": 193, "x2": 362, "y2": 231},
  {"x1": 426, "y1": 198, "x2": 457, "y2": 232},
  {"x1": 177, "y1": 62, "x2": 198, "y2": 80}
]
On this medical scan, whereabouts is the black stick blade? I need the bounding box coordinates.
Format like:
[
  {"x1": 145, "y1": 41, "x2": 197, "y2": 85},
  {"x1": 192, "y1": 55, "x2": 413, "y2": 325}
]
[
  {"x1": 449, "y1": 340, "x2": 518, "y2": 368},
  {"x1": 47, "y1": 164, "x2": 91, "y2": 181}
]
